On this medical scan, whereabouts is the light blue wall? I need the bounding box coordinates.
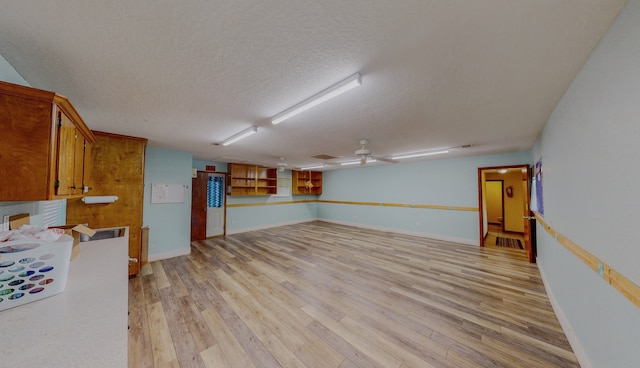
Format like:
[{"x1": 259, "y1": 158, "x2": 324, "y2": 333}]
[
  {"x1": 0, "y1": 54, "x2": 28, "y2": 86},
  {"x1": 226, "y1": 199, "x2": 317, "y2": 233},
  {"x1": 224, "y1": 168, "x2": 318, "y2": 234},
  {"x1": 532, "y1": 0, "x2": 640, "y2": 366},
  {"x1": 192, "y1": 159, "x2": 228, "y2": 173},
  {"x1": 191, "y1": 160, "x2": 320, "y2": 233},
  {"x1": 143, "y1": 147, "x2": 193, "y2": 260},
  {"x1": 319, "y1": 151, "x2": 530, "y2": 244}
]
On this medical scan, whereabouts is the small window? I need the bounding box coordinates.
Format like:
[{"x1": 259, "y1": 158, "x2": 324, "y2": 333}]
[{"x1": 276, "y1": 177, "x2": 291, "y2": 197}]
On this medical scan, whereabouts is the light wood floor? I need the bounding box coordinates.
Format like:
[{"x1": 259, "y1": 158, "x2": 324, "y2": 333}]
[{"x1": 128, "y1": 221, "x2": 578, "y2": 368}]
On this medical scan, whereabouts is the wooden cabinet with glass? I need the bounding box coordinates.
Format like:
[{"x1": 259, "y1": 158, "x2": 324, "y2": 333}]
[
  {"x1": 228, "y1": 163, "x2": 277, "y2": 196},
  {"x1": 292, "y1": 170, "x2": 323, "y2": 195},
  {"x1": 0, "y1": 81, "x2": 95, "y2": 200}
]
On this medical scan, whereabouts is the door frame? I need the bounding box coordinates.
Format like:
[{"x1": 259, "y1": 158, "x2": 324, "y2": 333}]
[
  {"x1": 478, "y1": 164, "x2": 534, "y2": 263},
  {"x1": 190, "y1": 170, "x2": 227, "y2": 241}
]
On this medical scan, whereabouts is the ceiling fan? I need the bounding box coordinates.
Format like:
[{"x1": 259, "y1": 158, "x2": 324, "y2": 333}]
[
  {"x1": 351, "y1": 139, "x2": 398, "y2": 165},
  {"x1": 276, "y1": 157, "x2": 288, "y2": 171}
]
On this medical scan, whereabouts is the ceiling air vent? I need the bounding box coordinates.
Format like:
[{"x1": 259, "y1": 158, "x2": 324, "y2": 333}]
[{"x1": 311, "y1": 154, "x2": 338, "y2": 160}]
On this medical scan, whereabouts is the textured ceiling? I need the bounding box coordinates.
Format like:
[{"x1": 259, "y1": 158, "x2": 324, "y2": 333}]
[{"x1": 0, "y1": 0, "x2": 627, "y2": 170}]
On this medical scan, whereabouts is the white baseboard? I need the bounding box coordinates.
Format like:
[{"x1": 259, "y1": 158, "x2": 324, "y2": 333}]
[
  {"x1": 317, "y1": 218, "x2": 478, "y2": 246},
  {"x1": 537, "y1": 257, "x2": 591, "y2": 368},
  {"x1": 148, "y1": 247, "x2": 191, "y2": 262}
]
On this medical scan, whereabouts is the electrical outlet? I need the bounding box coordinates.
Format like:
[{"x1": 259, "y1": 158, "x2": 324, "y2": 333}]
[{"x1": 2, "y1": 215, "x2": 9, "y2": 231}]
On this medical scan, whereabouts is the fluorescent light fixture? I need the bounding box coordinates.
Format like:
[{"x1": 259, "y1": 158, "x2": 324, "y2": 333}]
[
  {"x1": 214, "y1": 156, "x2": 249, "y2": 162},
  {"x1": 391, "y1": 150, "x2": 449, "y2": 160},
  {"x1": 299, "y1": 165, "x2": 324, "y2": 170},
  {"x1": 271, "y1": 73, "x2": 362, "y2": 125},
  {"x1": 222, "y1": 126, "x2": 257, "y2": 146},
  {"x1": 341, "y1": 159, "x2": 377, "y2": 166}
]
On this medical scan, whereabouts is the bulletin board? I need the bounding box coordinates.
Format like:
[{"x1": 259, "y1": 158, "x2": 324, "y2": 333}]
[
  {"x1": 151, "y1": 184, "x2": 186, "y2": 204},
  {"x1": 534, "y1": 159, "x2": 544, "y2": 215}
]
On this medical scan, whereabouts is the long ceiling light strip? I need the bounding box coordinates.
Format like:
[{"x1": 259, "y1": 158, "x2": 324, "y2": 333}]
[
  {"x1": 222, "y1": 126, "x2": 257, "y2": 146},
  {"x1": 271, "y1": 73, "x2": 362, "y2": 125},
  {"x1": 299, "y1": 165, "x2": 325, "y2": 170},
  {"x1": 341, "y1": 159, "x2": 377, "y2": 166},
  {"x1": 391, "y1": 150, "x2": 449, "y2": 160}
]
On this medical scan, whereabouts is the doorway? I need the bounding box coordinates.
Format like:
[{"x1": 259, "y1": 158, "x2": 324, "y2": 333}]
[
  {"x1": 478, "y1": 165, "x2": 535, "y2": 263},
  {"x1": 191, "y1": 171, "x2": 226, "y2": 241},
  {"x1": 485, "y1": 180, "x2": 504, "y2": 229}
]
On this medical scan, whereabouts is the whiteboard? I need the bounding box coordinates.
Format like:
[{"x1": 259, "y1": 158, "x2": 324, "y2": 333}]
[{"x1": 151, "y1": 184, "x2": 186, "y2": 203}]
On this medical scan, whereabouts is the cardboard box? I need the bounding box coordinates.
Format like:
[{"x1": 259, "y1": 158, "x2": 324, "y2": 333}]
[
  {"x1": 50, "y1": 224, "x2": 96, "y2": 260},
  {"x1": 9, "y1": 213, "x2": 30, "y2": 230}
]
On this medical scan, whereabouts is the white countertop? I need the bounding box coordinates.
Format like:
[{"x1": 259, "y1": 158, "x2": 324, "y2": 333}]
[{"x1": 0, "y1": 228, "x2": 129, "y2": 368}]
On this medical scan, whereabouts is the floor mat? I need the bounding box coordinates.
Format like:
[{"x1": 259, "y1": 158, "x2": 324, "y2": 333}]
[{"x1": 496, "y1": 236, "x2": 523, "y2": 249}]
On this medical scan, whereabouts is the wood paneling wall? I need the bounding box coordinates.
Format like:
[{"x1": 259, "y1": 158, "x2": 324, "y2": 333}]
[{"x1": 66, "y1": 131, "x2": 147, "y2": 276}]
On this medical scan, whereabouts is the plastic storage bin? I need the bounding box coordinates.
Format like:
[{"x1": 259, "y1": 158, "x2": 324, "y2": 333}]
[{"x1": 0, "y1": 234, "x2": 73, "y2": 312}]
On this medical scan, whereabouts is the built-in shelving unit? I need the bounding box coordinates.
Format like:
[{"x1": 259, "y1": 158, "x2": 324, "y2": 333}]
[
  {"x1": 229, "y1": 163, "x2": 277, "y2": 196},
  {"x1": 292, "y1": 170, "x2": 323, "y2": 195}
]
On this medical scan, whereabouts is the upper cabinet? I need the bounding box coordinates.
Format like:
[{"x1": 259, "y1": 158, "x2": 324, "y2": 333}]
[
  {"x1": 0, "y1": 81, "x2": 95, "y2": 201},
  {"x1": 228, "y1": 163, "x2": 277, "y2": 196},
  {"x1": 292, "y1": 170, "x2": 322, "y2": 195}
]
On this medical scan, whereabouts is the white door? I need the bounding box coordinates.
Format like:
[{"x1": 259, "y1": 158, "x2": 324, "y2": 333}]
[{"x1": 206, "y1": 173, "x2": 225, "y2": 237}]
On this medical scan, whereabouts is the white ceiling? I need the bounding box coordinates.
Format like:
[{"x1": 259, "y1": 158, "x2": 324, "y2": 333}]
[{"x1": 0, "y1": 0, "x2": 626, "y2": 170}]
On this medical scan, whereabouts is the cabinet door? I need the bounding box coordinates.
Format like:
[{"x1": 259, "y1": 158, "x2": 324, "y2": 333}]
[
  {"x1": 0, "y1": 92, "x2": 52, "y2": 200},
  {"x1": 73, "y1": 133, "x2": 85, "y2": 195},
  {"x1": 56, "y1": 112, "x2": 76, "y2": 196},
  {"x1": 82, "y1": 141, "x2": 91, "y2": 192}
]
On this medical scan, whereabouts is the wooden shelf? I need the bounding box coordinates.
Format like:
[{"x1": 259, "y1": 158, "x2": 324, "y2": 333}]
[
  {"x1": 292, "y1": 170, "x2": 322, "y2": 195},
  {"x1": 229, "y1": 163, "x2": 277, "y2": 196}
]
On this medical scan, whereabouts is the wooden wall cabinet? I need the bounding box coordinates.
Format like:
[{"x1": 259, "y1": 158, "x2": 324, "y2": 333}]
[
  {"x1": 228, "y1": 163, "x2": 277, "y2": 196},
  {"x1": 56, "y1": 110, "x2": 93, "y2": 196},
  {"x1": 66, "y1": 132, "x2": 147, "y2": 277},
  {"x1": 292, "y1": 170, "x2": 323, "y2": 195},
  {"x1": 0, "y1": 81, "x2": 95, "y2": 200}
]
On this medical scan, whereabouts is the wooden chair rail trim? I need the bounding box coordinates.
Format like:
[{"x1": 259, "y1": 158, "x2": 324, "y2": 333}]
[
  {"x1": 534, "y1": 213, "x2": 640, "y2": 308},
  {"x1": 227, "y1": 199, "x2": 477, "y2": 212},
  {"x1": 318, "y1": 199, "x2": 478, "y2": 211},
  {"x1": 227, "y1": 199, "x2": 317, "y2": 208}
]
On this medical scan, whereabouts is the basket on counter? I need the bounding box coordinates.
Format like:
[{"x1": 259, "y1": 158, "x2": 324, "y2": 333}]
[{"x1": 0, "y1": 235, "x2": 73, "y2": 312}]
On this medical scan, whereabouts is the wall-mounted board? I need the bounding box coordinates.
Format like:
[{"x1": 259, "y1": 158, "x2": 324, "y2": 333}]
[{"x1": 151, "y1": 183, "x2": 186, "y2": 204}]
